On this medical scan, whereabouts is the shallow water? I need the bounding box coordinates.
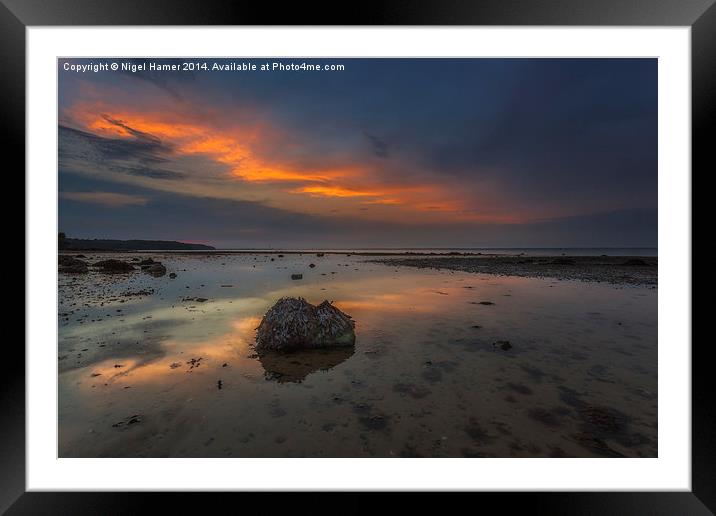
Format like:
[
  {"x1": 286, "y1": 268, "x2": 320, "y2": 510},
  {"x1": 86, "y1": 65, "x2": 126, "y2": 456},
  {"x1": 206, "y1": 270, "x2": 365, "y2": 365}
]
[{"x1": 58, "y1": 253, "x2": 657, "y2": 457}]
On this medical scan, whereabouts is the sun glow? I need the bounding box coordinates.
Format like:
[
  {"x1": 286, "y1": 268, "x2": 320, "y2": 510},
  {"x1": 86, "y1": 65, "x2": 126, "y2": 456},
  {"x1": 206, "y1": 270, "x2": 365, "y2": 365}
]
[{"x1": 64, "y1": 104, "x2": 527, "y2": 223}]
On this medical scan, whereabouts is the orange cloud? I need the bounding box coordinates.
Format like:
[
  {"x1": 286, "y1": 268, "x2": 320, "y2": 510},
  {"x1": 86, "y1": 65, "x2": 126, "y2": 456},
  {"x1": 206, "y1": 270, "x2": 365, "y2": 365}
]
[
  {"x1": 291, "y1": 185, "x2": 387, "y2": 198},
  {"x1": 231, "y1": 167, "x2": 335, "y2": 183},
  {"x1": 63, "y1": 102, "x2": 535, "y2": 224},
  {"x1": 362, "y1": 198, "x2": 403, "y2": 205},
  {"x1": 87, "y1": 112, "x2": 197, "y2": 140},
  {"x1": 72, "y1": 105, "x2": 355, "y2": 186}
]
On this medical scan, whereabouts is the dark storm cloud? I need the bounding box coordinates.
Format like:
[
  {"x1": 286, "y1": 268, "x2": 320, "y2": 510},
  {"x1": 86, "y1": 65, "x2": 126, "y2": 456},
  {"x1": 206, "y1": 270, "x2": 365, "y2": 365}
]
[
  {"x1": 105, "y1": 164, "x2": 185, "y2": 180},
  {"x1": 363, "y1": 131, "x2": 391, "y2": 159},
  {"x1": 100, "y1": 114, "x2": 162, "y2": 145},
  {"x1": 419, "y1": 60, "x2": 657, "y2": 196},
  {"x1": 59, "y1": 125, "x2": 185, "y2": 180},
  {"x1": 194, "y1": 58, "x2": 655, "y2": 210}
]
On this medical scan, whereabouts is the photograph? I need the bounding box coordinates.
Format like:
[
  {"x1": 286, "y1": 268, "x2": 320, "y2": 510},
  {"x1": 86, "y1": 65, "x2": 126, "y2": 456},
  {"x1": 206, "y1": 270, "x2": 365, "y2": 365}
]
[{"x1": 57, "y1": 57, "x2": 658, "y2": 459}]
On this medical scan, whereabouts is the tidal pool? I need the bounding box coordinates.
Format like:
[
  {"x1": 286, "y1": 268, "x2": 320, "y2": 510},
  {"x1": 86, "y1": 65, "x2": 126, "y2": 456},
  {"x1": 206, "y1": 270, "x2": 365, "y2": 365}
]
[{"x1": 58, "y1": 252, "x2": 657, "y2": 457}]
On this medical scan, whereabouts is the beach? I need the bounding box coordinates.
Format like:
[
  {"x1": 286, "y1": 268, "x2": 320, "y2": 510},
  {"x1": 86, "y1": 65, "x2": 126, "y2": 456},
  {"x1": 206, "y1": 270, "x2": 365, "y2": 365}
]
[
  {"x1": 369, "y1": 255, "x2": 658, "y2": 287},
  {"x1": 58, "y1": 251, "x2": 657, "y2": 458}
]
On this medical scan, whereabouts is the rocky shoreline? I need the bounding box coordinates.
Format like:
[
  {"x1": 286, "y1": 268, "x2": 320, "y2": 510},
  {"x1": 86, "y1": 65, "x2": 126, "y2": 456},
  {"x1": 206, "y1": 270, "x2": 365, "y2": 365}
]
[
  {"x1": 368, "y1": 255, "x2": 657, "y2": 287},
  {"x1": 59, "y1": 254, "x2": 172, "y2": 278}
]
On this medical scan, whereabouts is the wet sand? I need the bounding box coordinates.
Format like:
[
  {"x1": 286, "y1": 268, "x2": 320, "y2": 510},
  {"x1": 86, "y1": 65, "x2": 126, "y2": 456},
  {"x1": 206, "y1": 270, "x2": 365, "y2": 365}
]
[
  {"x1": 369, "y1": 255, "x2": 657, "y2": 286},
  {"x1": 58, "y1": 252, "x2": 657, "y2": 458}
]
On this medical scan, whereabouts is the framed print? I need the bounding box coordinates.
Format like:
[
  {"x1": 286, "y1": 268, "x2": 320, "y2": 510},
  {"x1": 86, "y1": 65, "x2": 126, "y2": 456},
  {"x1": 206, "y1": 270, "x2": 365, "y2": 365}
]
[{"x1": 6, "y1": 0, "x2": 711, "y2": 513}]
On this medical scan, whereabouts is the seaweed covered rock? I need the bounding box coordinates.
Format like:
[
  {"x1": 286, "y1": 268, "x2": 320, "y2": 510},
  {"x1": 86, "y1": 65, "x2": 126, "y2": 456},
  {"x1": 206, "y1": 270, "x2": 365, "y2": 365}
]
[
  {"x1": 255, "y1": 297, "x2": 355, "y2": 353},
  {"x1": 58, "y1": 255, "x2": 88, "y2": 274},
  {"x1": 551, "y1": 257, "x2": 576, "y2": 265},
  {"x1": 93, "y1": 259, "x2": 135, "y2": 273},
  {"x1": 143, "y1": 262, "x2": 167, "y2": 277}
]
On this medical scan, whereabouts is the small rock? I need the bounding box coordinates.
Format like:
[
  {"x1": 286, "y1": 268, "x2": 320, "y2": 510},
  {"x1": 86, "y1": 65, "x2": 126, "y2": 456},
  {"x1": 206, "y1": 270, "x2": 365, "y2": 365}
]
[
  {"x1": 494, "y1": 340, "x2": 512, "y2": 351},
  {"x1": 551, "y1": 258, "x2": 576, "y2": 265},
  {"x1": 121, "y1": 289, "x2": 154, "y2": 297},
  {"x1": 59, "y1": 255, "x2": 88, "y2": 274},
  {"x1": 112, "y1": 414, "x2": 142, "y2": 428},
  {"x1": 144, "y1": 263, "x2": 167, "y2": 277},
  {"x1": 94, "y1": 259, "x2": 135, "y2": 273}
]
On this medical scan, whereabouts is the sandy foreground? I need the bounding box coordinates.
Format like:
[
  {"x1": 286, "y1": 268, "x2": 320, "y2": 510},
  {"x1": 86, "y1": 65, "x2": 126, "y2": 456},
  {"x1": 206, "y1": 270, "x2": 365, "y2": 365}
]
[{"x1": 57, "y1": 251, "x2": 657, "y2": 458}]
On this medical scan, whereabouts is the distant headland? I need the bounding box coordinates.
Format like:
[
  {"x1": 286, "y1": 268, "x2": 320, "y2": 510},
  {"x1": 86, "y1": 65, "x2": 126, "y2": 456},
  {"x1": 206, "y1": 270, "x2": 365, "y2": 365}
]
[{"x1": 58, "y1": 233, "x2": 215, "y2": 251}]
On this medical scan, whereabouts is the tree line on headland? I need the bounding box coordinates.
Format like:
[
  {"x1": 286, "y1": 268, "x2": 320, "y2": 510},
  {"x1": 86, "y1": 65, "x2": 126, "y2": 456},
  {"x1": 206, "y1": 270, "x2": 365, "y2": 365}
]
[{"x1": 58, "y1": 233, "x2": 215, "y2": 251}]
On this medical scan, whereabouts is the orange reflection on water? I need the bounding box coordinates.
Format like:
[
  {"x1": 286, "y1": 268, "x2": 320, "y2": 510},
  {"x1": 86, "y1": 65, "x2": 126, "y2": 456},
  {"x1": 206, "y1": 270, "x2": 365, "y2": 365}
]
[{"x1": 79, "y1": 314, "x2": 264, "y2": 390}]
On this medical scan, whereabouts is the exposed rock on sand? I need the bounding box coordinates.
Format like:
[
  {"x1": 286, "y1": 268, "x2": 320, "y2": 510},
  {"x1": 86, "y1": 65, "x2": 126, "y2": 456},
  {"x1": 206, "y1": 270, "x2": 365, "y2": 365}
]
[
  {"x1": 369, "y1": 255, "x2": 658, "y2": 287},
  {"x1": 143, "y1": 262, "x2": 167, "y2": 277},
  {"x1": 93, "y1": 259, "x2": 135, "y2": 273},
  {"x1": 551, "y1": 258, "x2": 576, "y2": 265},
  {"x1": 59, "y1": 255, "x2": 88, "y2": 274},
  {"x1": 623, "y1": 258, "x2": 648, "y2": 266},
  {"x1": 494, "y1": 340, "x2": 512, "y2": 351},
  {"x1": 121, "y1": 289, "x2": 154, "y2": 297},
  {"x1": 255, "y1": 297, "x2": 356, "y2": 353}
]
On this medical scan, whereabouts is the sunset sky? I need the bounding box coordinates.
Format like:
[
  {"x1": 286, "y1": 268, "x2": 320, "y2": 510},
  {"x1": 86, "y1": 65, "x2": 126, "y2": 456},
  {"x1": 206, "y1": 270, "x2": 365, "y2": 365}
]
[{"x1": 58, "y1": 58, "x2": 657, "y2": 248}]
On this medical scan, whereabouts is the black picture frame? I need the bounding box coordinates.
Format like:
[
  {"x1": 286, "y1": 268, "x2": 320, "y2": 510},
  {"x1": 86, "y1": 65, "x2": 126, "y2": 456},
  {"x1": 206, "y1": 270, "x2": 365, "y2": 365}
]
[{"x1": 5, "y1": 0, "x2": 710, "y2": 513}]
